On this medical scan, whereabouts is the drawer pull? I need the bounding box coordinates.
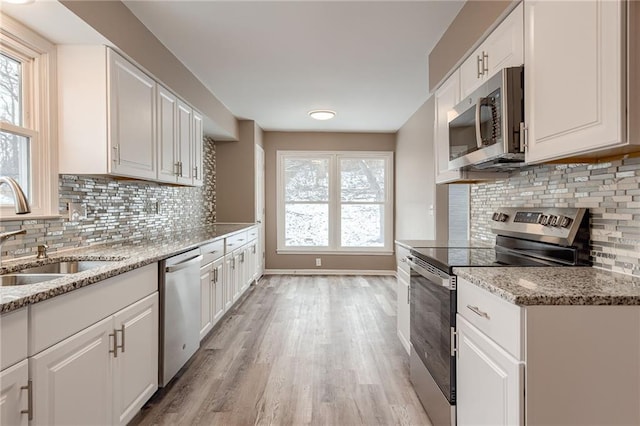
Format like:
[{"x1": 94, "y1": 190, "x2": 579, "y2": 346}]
[{"x1": 466, "y1": 304, "x2": 490, "y2": 320}]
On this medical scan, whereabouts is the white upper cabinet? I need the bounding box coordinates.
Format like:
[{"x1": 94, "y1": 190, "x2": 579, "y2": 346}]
[
  {"x1": 58, "y1": 46, "x2": 157, "y2": 180},
  {"x1": 58, "y1": 46, "x2": 205, "y2": 186},
  {"x1": 108, "y1": 51, "x2": 157, "y2": 180},
  {"x1": 460, "y1": 3, "x2": 524, "y2": 99},
  {"x1": 524, "y1": 0, "x2": 638, "y2": 163},
  {"x1": 157, "y1": 85, "x2": 179, "y2": 183},
  {"x1": 193, "y1": 110, "x2": 204, "y2": 186}
]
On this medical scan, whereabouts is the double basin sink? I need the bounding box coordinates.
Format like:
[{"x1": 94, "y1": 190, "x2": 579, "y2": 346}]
[{"x1": 1, "y1": 260, "x2": 116, "y2": 286}]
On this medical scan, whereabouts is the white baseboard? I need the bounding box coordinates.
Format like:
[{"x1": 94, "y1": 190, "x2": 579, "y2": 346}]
[
  {"x1": 397, "y1": 330, "x2": 411, "y2": 355},
  {"x1": 264, "y1": 269, "x2": 396, "y2": 276}
]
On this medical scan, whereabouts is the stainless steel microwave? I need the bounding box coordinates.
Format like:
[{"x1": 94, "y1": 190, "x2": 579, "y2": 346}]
[{"x1": 448, "y1": 66, "x2": 525, "y2": 170}]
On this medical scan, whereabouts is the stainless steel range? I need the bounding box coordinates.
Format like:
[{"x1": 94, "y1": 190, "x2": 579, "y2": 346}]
[{"x1": 406, "y1": 207, "x2": 590, "y2": 425}]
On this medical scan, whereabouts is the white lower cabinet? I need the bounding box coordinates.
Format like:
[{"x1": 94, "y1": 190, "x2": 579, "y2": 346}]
[
  {"x1": 31, "y1": 316, "x2": 114, "y2": 426},
  {"x1": 200, "y1": 256, "x2": 225, "y2": 341},
  {"x1": 395, "y1": 244, "x2": 410, "y2": 355},
  {"x1": 0, "y1": 360, "x2": 29, "y2": 426},
  {"x1": 456, "y1": 315, "x2": 523, "y2": 426},
  {"x1": 112, "y1": 294, "x2": 159, "y2": 425},
  {"x1": 30, "y1": 293, "x2": 158, "y2": 426},
  {"x1": 223, "y1": 253, "x2": 235, "y2": 312}
]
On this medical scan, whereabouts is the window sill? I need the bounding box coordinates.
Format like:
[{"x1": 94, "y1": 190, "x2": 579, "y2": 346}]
[{"x1": 276, "y1": 249, "x2": 393, "y2": 256}]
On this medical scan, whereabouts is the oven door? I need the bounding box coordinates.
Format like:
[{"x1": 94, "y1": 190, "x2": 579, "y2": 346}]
[{"x1": 407, "y1": 255, "x2": 456, "y2": 404}]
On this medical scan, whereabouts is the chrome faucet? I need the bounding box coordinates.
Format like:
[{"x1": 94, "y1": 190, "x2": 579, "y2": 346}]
[{"x1": 0, "y1": 176, "x2": 31, "y2": 214}]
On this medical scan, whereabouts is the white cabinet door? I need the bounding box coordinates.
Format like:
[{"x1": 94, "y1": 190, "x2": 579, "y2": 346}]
[
  {"x1": 200, "y1": 263, "x2": 213, "y2": 341},
  {"x1": 212, "y1": 257, "x2": 225, "y2": 325},
  {"x1": 460, "y1": 3, "x2": 523, "y2": 99},
  {"x1": 112, "y1": 293, "x2": 159, "y2": 426},
  {"x1": 192, "y1": 110, "x2": 204, "y2": 187},
  {"x1": 31, "y1": 316, "x2": 113, "y2": 426},
  {"x1": 108, "y1": 50, "x2": 157, "y2": 180},
  {"x1": 396, "y1": 268, "x2": 410, "y2": 355},
  {"x1": 157, "y1": 85, "x2": 178, "y2": 183},
  {"x1": 456, "y1": 315, "x2": 523, "y2": 426},
  {"x1": 176, "y1": 100, "x2": 193, "y2": 185},
  {"x1": 524, "y1": 0, "x2": 625, "y2": 163},
  {"x1": 0, "y1": 360, "x2": 29, "y2": 426},
  {"x1": 223, "y1": 254, "x2": 234, "y2": 312}
]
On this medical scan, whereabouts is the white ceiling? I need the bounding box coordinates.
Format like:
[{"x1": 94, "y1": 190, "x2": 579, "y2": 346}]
[{"x1": 122, "y1": 0, "x2": 465, "y2": 133}]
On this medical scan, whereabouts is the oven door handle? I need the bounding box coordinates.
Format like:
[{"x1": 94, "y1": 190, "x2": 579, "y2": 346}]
[{"x1": 406, "y1": 257, "x2": 451, "y2": 288}]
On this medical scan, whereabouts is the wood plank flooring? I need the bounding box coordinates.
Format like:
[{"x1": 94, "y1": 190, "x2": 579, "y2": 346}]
[{"x1": 132, "y1": 275, "x2": 431, "y2": 426}]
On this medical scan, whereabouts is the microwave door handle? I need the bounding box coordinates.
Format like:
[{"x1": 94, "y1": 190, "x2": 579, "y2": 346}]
[{"x1": 475, "y1": 97, "x2": 484, "y2": 149}]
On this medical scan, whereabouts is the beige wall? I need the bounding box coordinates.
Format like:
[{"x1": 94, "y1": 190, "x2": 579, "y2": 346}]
[
  {"x1": 60, "y1": 0, "x2": 238, "y2": 140},
  {"x1": 263, "y1": 132, "x2": 396, "y2": 271},
  {"x1": 428, "y1": 0, "x2": 517, "y2": 91},
  {"x1": 395, "y1": 96, "x2": 449, "y2": 240},
  {"x1": 216, "y1": 120, "x2": 261, "y2": 223}
]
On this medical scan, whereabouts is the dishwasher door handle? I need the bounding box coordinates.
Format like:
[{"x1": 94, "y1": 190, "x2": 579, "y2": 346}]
[{"x1": 165, "y1": 255, "x2": 204, "y2": 273}]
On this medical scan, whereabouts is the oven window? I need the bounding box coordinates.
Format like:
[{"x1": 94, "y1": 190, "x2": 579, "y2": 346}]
[{"x1": 410, "y1": 269, "x2": 456, "y2": 403}]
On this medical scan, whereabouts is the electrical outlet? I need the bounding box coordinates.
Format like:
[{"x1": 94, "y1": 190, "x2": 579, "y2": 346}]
[
  {"x1": 68, "y1": 203, "x2": 87, "y2": 221},
  {"x1": 315, "y1": 258, "x2": 321, "y2": 267}
]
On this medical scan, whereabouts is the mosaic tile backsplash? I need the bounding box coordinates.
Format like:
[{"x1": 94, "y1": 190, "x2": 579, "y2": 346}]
[
  {"x1": 470, "y1": 156, "x2": 640, "y2": 277},
  {"x1": 0, "y1": 137, "x2": 217, "y2": 260}
]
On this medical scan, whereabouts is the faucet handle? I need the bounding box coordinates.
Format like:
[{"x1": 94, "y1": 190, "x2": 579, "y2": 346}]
[{"x1": 36, "y1": 244, "x2": 49, "y2": 259}]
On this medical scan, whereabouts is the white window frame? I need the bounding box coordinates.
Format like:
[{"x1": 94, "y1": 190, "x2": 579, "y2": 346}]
[
  {"x1": 277, "y1": 150, "x2": 394, "y2": 255},
  {"x1": 0, "y1": 13, "x2": 58, "y2": 219}
]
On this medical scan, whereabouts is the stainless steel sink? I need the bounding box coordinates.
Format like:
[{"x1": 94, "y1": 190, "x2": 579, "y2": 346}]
[
  {"x1": 0, "y1": 274, "x2": 65, "y2": 286},
  {"x1": 15, "y1": 260, "x2": 116, "y2": 275}
]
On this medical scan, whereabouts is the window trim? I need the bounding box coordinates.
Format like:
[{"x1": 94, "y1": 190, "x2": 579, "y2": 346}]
[
  {"x1": 0, "y1": 12, "x2": 58, "y2": 219},
  {"x1": 276, "y1": 150, "x2": 394, "y2": 254}
]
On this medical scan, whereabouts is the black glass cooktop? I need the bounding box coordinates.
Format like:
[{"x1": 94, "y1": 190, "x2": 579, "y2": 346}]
[{"x1": 410, "y1": 247, "x2": 500, "y2": 273}]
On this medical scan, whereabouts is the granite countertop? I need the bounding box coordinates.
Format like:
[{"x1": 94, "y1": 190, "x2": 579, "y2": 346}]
[
  {"x1": 454, "y1": 266, "x2": 640, "y2": 306},
  {"x1": 0, "y1": 223, "x2": 254, "y2": 314}
]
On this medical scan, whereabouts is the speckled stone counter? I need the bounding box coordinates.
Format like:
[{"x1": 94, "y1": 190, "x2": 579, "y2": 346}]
[
  {"x1": 0, "y1": 223, "x2": 253, "y2": 314},
  {"x1": 454, "y1": 267, "x2": 640, "y2": 306}
]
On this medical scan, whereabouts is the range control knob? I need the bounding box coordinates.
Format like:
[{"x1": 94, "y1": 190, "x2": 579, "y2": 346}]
[
  {"x1": 492, "y1": 212, "x2": 500, "y2": 221},
  {"x1": 547, "y1": 215, "x2": 559, "y2": 227},
  {"x1": 497, "y1": 213, "x2": 509, "y2": 222},
  {"x1": 538, "y1": 214, "x2": 549, "y2": 226},
  {"x1": 560, "y1": 216, "x2": 573, "y2": 228}
]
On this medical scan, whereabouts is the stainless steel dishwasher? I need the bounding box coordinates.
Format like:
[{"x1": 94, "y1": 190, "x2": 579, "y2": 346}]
[{"x1": 159, "y1": 248, "x2": 202, "y2": 386}]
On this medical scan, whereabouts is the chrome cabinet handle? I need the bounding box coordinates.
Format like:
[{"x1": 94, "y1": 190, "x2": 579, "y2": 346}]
[
  {"x1": 466, "y1": 304, "x2": 490, "y2": 320},
  {"x1": 116, "y1": 324, "x2": 125, "y2": 354},
  {"x1": 482, "y1": 51, "x2": 489, "y2": 74},
  {"x1": 109, "y1": 330, "x2": 118, "y2": 357},
  {"x1": 20, "y1": 380, "x2": 33, "y2": 420},
  {"x1": 477, "y1": 55, "x2": 483, "y2": 78},
  {"x1": 112, "y1": 145, "x2": 120, "y2": 163},
  {"x1": 174, "y1": 162, "x2": 180, "y2": 176},
  {"x1": 193, "y1": 165, "x2": 198, "y2": 179},
  {"x1": 213, "y1": 267, "x2": 218, "y2": 283}
]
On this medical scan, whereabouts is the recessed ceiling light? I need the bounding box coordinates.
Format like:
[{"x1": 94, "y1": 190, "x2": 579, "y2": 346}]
[
  {"x1": 3, "y1": 0, "x2": 35, "y2": 4},
  {"x1": 308, "y1": 110, "x2": 336, "y2": 121}
]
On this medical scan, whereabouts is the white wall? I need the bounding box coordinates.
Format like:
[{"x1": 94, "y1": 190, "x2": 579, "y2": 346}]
[{"x1": 395, "y1": 96, "x2": 447, "y2": 240}]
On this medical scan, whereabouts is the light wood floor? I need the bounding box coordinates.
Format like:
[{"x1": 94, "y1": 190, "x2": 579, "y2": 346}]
[{"x1": 132, "y1": 275, "x2": 432, "y2": 426}]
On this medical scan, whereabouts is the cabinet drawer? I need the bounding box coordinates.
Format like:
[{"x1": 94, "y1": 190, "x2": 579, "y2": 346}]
[
  {"x1": 457, "y1": 277, "x2": 523, "y2": 360},
  {"x1": 201, "y1": 239, "x2": 224, "y2": 264},
  {"x1": 1, "y1": 307, "x2": 28, "y2": 370},
  {"x1": 225, "y1": 231, "x2": 248, "y2": 252},
  {"x1": 396, "y1": 245, "x2": 411, "y2": 275},
  {"x1": 29, "y1": 263, "x2": 157, "y2": 355},
  {"x1": 247, "y1": 227, "x2": 259, "y2": 242}
]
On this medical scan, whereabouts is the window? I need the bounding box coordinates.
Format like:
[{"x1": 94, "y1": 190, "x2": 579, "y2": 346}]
[
  {"x1": 277, "y1": 151, "x2": 393, "y2": 254},
  {"x1": 0, "y1": 14, "x2": 57, "y2": 218}
]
